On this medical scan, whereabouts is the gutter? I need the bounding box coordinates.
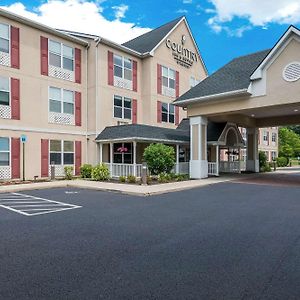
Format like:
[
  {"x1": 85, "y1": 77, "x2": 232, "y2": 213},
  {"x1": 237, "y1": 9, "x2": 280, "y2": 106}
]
[
  {"x1": 174, "y1": 89, "x2": 250, "y2": 107},
  {"x1": 85, "y1": 43, "x2": 90, "y2": 163}
]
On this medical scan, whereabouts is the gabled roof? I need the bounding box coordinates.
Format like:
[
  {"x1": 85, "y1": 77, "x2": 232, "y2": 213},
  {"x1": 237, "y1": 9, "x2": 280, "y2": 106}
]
[
  {"x1": 122, "y1": 17, "x2": 183, "y2": 54},
  {"x1": 251, "y1": 25, "x2": 300, "y2": 80},
  {"x1": 174, "y1": 49, "x2": 270, "y2": 106}
]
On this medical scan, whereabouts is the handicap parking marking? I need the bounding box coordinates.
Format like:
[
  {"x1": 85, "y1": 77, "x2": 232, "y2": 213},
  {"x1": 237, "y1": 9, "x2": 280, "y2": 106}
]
[{"x1": 0, "y1": 192, "x2": 81, "y2": 216}]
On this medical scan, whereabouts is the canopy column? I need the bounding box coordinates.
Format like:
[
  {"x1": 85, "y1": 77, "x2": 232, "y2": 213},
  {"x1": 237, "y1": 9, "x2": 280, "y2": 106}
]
[
  {"x1": 190, "y1": 116, "x2": 208, "y2": 179},
  {"x1": 246, "y1": 128, "x2": 259, "y2": 172}
]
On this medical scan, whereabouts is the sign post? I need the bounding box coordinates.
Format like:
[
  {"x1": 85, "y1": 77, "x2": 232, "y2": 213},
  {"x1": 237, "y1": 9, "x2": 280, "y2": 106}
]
[{"x1": 20, "y1": 135, "x2": 27, "y2": 181}]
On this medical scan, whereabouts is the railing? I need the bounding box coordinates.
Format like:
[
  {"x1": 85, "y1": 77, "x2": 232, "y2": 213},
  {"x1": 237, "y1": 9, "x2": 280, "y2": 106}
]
[
  {"x1": 104, "y1": 163, "x2": 143, "y2": 178},
  {"x1": 173, "y1": 162, "x2": 190, "y2": 174},
  {"x1": 208, "y1": 162, "x2": 218, "y2": 176},
  {"x1": 219, "y1": 161, "x2": 241, "y2": 173}
]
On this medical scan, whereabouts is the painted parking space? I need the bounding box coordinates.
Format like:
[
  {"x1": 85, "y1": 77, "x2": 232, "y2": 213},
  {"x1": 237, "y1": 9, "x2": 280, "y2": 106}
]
[{"x1": 0, "y1": 192, "x2": 81, "y2": 216}]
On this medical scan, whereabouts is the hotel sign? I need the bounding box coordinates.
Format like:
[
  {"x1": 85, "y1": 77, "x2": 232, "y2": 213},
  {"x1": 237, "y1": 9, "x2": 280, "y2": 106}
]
[{"x1": 166, "y1": 35, "x2": 198, "y2": 68}]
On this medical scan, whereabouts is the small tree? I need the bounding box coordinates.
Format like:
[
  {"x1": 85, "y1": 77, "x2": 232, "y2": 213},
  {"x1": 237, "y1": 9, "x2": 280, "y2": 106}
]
[
  {"x1": 259, "y1": 151, "x2": 267, "y2": 170},
  {"x1": 143, "y1": 143, "x2": 175, "y2": 175}
]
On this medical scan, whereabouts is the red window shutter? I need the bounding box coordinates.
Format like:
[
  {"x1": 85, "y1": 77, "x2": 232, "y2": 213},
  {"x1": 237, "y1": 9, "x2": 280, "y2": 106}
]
[
  {"x1": 108, "y1": 51, "x2": 114, "y2": 86},
  {"x1": 75, "y1": 48, "x2": 81, "y2": 84},
  {"x1": 175, "y1": 106, "x2": 180, "y2": 125},
  {"x1": 11, "y1": 78, "x2": 20, "y2": 120},
  {"x1": 75, "y1": 91, "x2": 82, "y2": 126},
  {"x1": 41, "y1": 139, "x2": 49, "y2": 177},
  {"x1": 132, "y1": 99, "x2": 137, "y2": 124},
  {"x1": 10, "y1": 26, "x2": 20, "y2": 69},
  {"x1": 157, "y1": 101, "x2": 162, "y2": 123},
  {"x1": 40, "y1": 36, "x2": 48, "y2": 76},
  {"x1": 133, "y1": 60, "x2": 137, "y2": 92},
  {"x1": 175, "y1": 71, "x2": 179, "y2": 98},
  {"x1": 75, "y1": 141, "x2": 82, "y2": 176},
  {"x1": 157, "y1": 64, "x2": 162, "y2": 94},
  {"x1": 11, "y1": 138, "x2": 20, "y2": 179}
]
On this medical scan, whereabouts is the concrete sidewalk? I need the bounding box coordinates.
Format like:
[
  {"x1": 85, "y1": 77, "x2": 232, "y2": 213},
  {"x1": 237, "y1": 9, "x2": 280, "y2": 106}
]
[{"x1": 0, "y1": 175, "x2": 241, "y2": 196}]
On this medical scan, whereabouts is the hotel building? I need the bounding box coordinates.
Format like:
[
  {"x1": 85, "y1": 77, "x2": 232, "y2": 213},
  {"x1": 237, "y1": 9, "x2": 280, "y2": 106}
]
[{"x1": 0, "y1": 8, "x2": 281, "y2": 180}]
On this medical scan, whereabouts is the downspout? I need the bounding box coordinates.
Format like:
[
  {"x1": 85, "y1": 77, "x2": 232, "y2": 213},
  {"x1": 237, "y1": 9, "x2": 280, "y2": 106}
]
[
  {"x1": 95, "y1": 37, "x2": 101, "y2": 163},
  {"x1": 85, "y1": 43, "x2": 90, "y2": 163}
]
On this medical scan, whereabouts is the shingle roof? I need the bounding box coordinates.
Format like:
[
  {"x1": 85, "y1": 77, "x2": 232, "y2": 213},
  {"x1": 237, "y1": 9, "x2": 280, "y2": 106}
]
[
  {"x1": 174, "y1": 49, "x2": 271, "y2": 104},
  {"x1": 96, "y1": 120, "x2": 227, "y2": 143},
  {"x1": 122, "y1": 17, "x2": 183, "y2": 53}
]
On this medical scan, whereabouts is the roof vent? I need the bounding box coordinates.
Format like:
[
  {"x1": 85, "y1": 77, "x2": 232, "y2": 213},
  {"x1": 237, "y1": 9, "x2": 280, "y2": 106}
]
[{"x1": 283, "y1": 62, "x2": 300, "y2": 82}]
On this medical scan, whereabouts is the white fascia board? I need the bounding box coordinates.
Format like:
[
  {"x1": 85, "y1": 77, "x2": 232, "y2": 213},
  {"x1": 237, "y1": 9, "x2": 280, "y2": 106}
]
[
  {"x1": 174, "y1": 89, "x2": 250, "y2": 107},
  {"x1": 95, "y1": 137, "x2": 189, "y2": 144},
  {"x1": 251, "y1": 26, "x2": 300, "y2": 80},
  {"x1": 0, "y1": 8, "x2": 89, "y2": 46}
]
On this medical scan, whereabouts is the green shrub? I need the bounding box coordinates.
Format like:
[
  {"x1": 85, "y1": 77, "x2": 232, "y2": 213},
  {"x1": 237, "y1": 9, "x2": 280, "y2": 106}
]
[
  {"x1": 127, "y1": 175, "x2": 136, "y2": 183},
  {"x1": 158, "y1": 172, "x2": 172, "y2": 183},
  {"x1": 92, "y1": 163, "x2": 110, "y2": 181},
  {"x1": 143, "y1": 143, "x2": 175, "y2": 175},
  {"x1": 64, "y1": 166, "x2": 73, "y2": 180},
  {"x1": 261, "y1": 164, "x2": 272, "y2": 172},
  {"x1": 119, "y1": 176, "x2": 126, "y2": 183},
  {"x1": 146, "y1": 176, "x2": 152, "y2": 185},
  {"x1": 276, "y1": 156, "x2": 288, "y2": 167},
  {"x1": 175, "y1": 174, "x2": 189, "y2": 181},
  {"x1": 80, "y1": 164, "x2": 93, "y2": 178},
  {"x1": 259, "y1": 151, "x2": 268, "y2": 171}
]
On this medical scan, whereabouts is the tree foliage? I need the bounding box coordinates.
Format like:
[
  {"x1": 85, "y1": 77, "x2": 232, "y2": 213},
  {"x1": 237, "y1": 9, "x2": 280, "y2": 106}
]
[
  {"x1": 143, "y1": 143, "x2": 175, "y2": 175},
  {"x1": 279, "y1": 127, "x2": 300, "y2": 158}
]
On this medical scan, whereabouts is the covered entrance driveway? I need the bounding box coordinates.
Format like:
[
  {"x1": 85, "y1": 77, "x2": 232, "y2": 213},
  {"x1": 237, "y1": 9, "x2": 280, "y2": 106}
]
[{"x1": 174, "y1": 25, "x2": 300, "y2": 179}]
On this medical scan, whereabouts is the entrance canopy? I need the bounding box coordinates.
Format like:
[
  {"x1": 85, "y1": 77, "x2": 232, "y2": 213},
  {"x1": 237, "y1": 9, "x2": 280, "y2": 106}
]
[{"x1": 174, "y1": 26, "x2": 300, "y2": 129}]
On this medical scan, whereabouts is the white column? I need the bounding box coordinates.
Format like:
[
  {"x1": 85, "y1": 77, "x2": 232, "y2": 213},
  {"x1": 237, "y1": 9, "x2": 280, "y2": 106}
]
[
  {"x1": 133, "y1": 141, "x2": 137, "y2": 177},
  {"x1": 246, "y1": 128, "x2": 259, "y2": 172},
  {"x1": 238, "y1": 147, "x2": 241, "y2": 173},
  {"x1": 99, "y1": 143, "x2": 103, "y2": 163},
  {"x1": 189, "y1": 116, "x2": 208, "y2": 179},
  {"x1": 216, "y1": 145, "x2": 219, "y2": 176},
  {"x1": 109, "y1": 142, "x2": 113, "y2": 176},
  {"x1": 176, "y1": 144, "x2": 179, "y2": 174}
]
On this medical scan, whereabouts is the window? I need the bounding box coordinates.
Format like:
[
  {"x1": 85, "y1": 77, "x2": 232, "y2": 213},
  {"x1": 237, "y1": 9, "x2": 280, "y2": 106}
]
[
  {"x1": 0, "y1": 76, "x2": 9, "y2": 106},
  {"x1": 190, "y1": 76, "x2": 199, "y2": 88},
  {"x1": 0, "y1": 23, "x2": 9, "y2": 54},
  {"x1": 0, "y1": 137, "x2": 10, "y2": 166},
  {"x1": 272, "y1": 132, "x2": 277, "y2": 143},
  {"x1": 113, "y1": 143, "x2": 132, "y2": 164},
  {"x1": 113, "y1": 54, "x2": 132, "y2": 81},
  {"x1": 162, "y1": 66, "x2": 175, "y2": 90},
  {"x1": 49, "y1": 87, "x2": 74, "y2": 115},
  {"x1": 162, "y1": 102, "x2": 175, "y2": 123},
  {"x1": 113, "y1": 95, "x2": 132, "y2": 120},
  {"x1": 263, "y1": 131, "x2": 269, "y2": 143},
  {"x1": 49, "y1": 40, "x2": 74, "y2": 71},
  {"x1": 49, "y1": 140, "x2": 74, "y2": 165}
]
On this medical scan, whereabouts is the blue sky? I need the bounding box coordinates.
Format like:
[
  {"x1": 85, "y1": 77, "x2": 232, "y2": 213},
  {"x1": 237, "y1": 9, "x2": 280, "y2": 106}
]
[{"x1": 1, "y1": 0, "x2": 300, "y2": 73}]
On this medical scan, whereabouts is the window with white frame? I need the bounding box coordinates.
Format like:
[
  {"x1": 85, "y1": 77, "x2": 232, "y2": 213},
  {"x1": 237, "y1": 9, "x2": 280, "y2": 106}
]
[
  {"x1": 190, "y1": 76, "x2": 199, "y2": 88},
  {"x1": 162, "y1": 66, "x2": 175, "y2": 90},
  {"x1": 113, "y1": 143, "x2": 132, "y2": 164},
  {"x1": 0, "y1": 137, "x2": 10, "y2": 166},
  {"x1": 162, "y1": 102, "x2": 175, "y2": 123},
  {"x1": 271, "y1": 151, "x2": 277, "y2": 161},
  {"x1": 113, "y1": 54, "x2": 132, "y2": 81},
  {"x1": 49, "y1": 40, "x2": 74, "y2": 71},
  {"x1": 49, "y1": 140, "x2": 74, "y2": 165},
  {"x1": 263, "y1": 130, "x2": 269, "y2": 144},
  {"x1": 49, "y1": 87, "x2": 74, "y2": 115},
  {"x1": 0, "y1": 23, "x2": 9, "y2": 54},
  {"x1": 272, "y1": 132, "x2": 277, "y2": 143},
  {"x1": 113, "y1": 95, "x2": 132, "y2": 120},
  {"x1": 0, "y1": 76, "x2": 9, "y2": 106}
]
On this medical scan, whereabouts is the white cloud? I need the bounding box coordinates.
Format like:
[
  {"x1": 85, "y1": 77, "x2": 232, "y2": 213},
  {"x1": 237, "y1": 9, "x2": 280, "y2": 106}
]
[
  {"x1": 0, "y1": 0, "x2": 151, "y2": 43},
  {"x1": 176, "y1": 9, "x2": 188, "y2": 14},
  {"x1": 207, "y1": 0, "x2": 300, "y2": 37},
  {"x1": 183, "y1": 0, "x2": 193, "y2": 3},
  {"x1": 112, "y1": 4, "x2": 128, "y2": 20}
]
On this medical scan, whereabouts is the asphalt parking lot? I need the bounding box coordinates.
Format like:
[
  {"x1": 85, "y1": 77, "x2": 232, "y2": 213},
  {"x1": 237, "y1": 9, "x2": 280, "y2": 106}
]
[{"x1": 1, "y1": 182, "x2": 300, "y2": 299}]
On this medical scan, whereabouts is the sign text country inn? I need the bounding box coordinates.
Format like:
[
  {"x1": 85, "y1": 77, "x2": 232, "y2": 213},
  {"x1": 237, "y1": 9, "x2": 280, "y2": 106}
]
[{"x1": 166, "y1": 35, "x2": 198, "y2": 68}]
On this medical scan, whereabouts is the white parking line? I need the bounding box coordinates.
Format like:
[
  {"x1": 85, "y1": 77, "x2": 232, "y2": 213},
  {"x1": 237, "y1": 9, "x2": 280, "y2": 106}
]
[{"x1": 0, "y1": 192, "x2": 81, "y2": 216}]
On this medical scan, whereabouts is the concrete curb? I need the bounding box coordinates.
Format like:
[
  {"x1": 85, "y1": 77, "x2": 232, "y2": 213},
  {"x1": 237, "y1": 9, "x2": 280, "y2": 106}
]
[{"x1": 0, "y1": 177, "x2": 240, "y2": 196}]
